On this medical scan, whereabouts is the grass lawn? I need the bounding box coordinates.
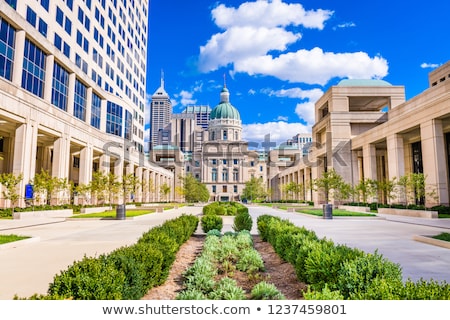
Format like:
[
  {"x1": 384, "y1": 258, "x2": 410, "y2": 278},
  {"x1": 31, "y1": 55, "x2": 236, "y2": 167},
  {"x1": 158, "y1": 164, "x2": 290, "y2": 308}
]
[
  {"x1": 71, "y1": 209, "x2": 156, "y2": 219},
  {"x1": 296, "y1": 208, "x2": 376, "y2": 217},
  {"x1": 432, "y1": 232, "x2": 450, "y2": 242},
  {"x1": 439, "y1": 214, "x2": 450, "y2": 219},
  {"x1": 0, "y1": 234, "x2": 30, "y2": 244}
]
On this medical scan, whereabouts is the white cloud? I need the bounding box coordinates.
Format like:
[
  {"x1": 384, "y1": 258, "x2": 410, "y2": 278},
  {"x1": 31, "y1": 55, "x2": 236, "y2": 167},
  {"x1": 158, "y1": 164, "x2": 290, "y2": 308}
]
[
  {"x1": 212, "y1": 0, "x2": 333, "y2": 30},
  {"x1": 175, "y1": 90, "x2": 197, "y2": 106},
  {"x1": 268, "y1": 87, "x2": 324, "y2": 101},
  {"x1": 276, "y1": 115, "x2": 289, "y2": 121},
  {"x1": 199, "y1": 1, "x2": 388, "y2": 85},
  {"x1": 242, "y1": 121, "x2": 310, "y2": 147},
  {"x1": 235, "y1": 48, "x2": 388, "y2": 85},
  {"x1": 420, "y1": 62, "x2": 440, "y2": 69},
  {"x1": 333, "y1": 22, "x2": 356, "y2": 30},
  {"x1": 295, "y1": 101, "x2": 316, "y2": 125},
  {"x1": 266, "y1": 87, "x2": 323, "y2": 125},
  {"x1": 199, "y1": 26, "x2": 300, "y2": 72}
]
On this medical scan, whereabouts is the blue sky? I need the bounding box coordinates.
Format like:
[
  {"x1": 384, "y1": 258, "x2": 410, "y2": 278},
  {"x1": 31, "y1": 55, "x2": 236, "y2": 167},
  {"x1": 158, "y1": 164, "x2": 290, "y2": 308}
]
[{"x1": 145, "y1": 0, "x2": 450, "y2": 148}]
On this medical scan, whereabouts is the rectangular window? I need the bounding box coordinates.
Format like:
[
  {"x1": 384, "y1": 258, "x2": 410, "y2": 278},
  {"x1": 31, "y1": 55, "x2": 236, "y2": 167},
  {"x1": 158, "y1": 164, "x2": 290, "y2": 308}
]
[
  {"x1": 26, "y1": 6, "x2": 37, "y2": 27},
  {"x1": 54, "y1": 34, "x2": 62, "y2": 50},
  {"x1": 51, "y1": 62, "x2": 69, "y2": 111},
  {"x1": 212, "y1": 185, "x2": 216, "y2": 193},
  {"x1": 22, "y1": 39, "x2": 46, "y2": 98},
  {"x1": 63, "y1": 42, "x2": 71, "y2": 58},
  {"x1": 0, "y1": 18, "x2": 15, "y2": 81},
  {"x1": 106, "y1": 101, "x2": 123, "y2": 136},
  {"x1": 64, "y1": 18, "x2": 72, "y2": 35},
  {"x1": 38, "y1": 19, "x2": 47, "y2": 37},
  {"x1": 91, "y1": 93, "x2": 101, "y2": 129},
  {"x1": 56, "y1": 7, "x2": 64, "y2": 26},
  {"x1": 234, "y1": 185, "x2": 238, "y2": 193},
  {"x1": 40, "y1": 0, "x2": 50, "y2": 11},
  {"x1": 124, "y1": 110, "x2": 132, "y2": 140},
  {"x1": 74, "y1": 79, "x2": 87, "y2": 121}
]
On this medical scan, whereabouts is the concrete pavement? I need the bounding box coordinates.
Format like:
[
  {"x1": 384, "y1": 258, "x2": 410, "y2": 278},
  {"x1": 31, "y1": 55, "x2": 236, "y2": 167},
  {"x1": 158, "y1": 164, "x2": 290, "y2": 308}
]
[{"x1": 1, "y1": 205, "x2": 450, "y2": 299}]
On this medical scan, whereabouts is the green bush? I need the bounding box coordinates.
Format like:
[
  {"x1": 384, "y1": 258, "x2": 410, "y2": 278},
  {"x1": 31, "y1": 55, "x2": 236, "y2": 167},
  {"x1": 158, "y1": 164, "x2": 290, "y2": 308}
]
[
  {"x1": 401, "y1": 279, "x2": 450, "y2": 300},
  {"x1": 201, "y1": 214, "x2": 223, "y2": 233},
  {"x1": 232, "y1": 211, "x2": 253, "y2": 232},
  {"x1": 48, "y1": 254, "x2": 126, "y2": 300},
  {"x1": 303, "y1": 284, "x2": 345, "y2": 300},
  {"x1": 337, "y1": 250, "x2": 403, "y2": 299},
  {"x1": 304, "y1": 242, "x2": 364, "y2": 291},
  {"x1": 250, "y1": 281, "x2": 285, "y2": 300}
]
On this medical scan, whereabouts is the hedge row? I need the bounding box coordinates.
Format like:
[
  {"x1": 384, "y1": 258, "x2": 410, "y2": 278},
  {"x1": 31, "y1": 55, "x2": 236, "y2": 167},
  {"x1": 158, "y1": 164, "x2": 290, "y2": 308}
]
[
  {"x1": 23, "y1": 214, "x2": 199, "y2": 300},
  {"x1": 256, "y1": 215, "x2": 450, "y2": 300},
  {"x1": 202, "y1": 202, "x2": 248, "y2": 216}
]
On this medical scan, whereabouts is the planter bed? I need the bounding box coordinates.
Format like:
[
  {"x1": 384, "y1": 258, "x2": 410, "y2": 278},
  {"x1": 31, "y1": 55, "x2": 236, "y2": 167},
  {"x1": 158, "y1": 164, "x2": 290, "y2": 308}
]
[
  {"x1": 79, "y1": 206, "x2": 111, "y2": 214},
  {"x1": 339, "y1": 205, "x2": 370, "y2": 213},
  {"x1": 13, "y1": 209, "x2": 73, "y2": 219},
  {"x1": 378, "y1": 208, "x2": 438, "y2": 219}
]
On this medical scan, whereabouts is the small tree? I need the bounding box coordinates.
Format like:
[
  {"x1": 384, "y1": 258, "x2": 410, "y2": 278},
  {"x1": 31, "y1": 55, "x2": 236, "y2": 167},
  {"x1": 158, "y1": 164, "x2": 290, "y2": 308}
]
[
  {"x1": 33, "y1": 170, "x2": 67, "y2": 205},
  {"x1": 0, "y1": 173, "x2": 23, "y2": 212},
  {"x1": 160, "y1": 183, "x2": 171, "y2": 202},
  {"x1": 313, "y1": 168, "x2": 343, "y2": 204},
  {"x1": 181, "y1": 174, "x2": 209, "y2": 203},
  {"x1": 122, "y1": 173, "x2": 140, "y2": 203},
  {"x1": 242, "y1": 177, "x2": 267, "y2": 202},
  {"x1": 90, "y1": 171, "x2": 108, "y2": 205}
]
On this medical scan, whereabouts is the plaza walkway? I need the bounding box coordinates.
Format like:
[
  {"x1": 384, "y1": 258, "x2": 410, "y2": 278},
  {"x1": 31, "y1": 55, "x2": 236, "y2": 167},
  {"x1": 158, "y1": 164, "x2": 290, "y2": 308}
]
[{"x1": 0, "y1": 205, "x2": 450, "y2": 299}]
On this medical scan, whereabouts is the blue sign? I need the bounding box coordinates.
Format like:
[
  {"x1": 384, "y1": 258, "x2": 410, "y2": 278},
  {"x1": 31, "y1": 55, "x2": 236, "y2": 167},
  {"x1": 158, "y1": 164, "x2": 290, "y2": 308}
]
[{"x1": 25, "y1": 184, "x2": 34, "y2": 200}]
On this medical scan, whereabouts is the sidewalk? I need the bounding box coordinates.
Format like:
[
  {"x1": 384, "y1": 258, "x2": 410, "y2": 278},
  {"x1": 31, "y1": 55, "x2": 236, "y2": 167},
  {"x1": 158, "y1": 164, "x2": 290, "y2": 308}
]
[{"x1": 1, "y1": 205, "x2": 450, "y2": 299}]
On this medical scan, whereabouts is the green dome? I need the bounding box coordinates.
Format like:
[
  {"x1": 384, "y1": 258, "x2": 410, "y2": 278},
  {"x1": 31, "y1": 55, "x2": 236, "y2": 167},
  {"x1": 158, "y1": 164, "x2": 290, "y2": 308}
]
[
  {"x1": 210, "y1": 85, "x2": 241, "y2": 120},
  {"x1": 210, "y1": 102, "x2": 241, "y2": 120}
]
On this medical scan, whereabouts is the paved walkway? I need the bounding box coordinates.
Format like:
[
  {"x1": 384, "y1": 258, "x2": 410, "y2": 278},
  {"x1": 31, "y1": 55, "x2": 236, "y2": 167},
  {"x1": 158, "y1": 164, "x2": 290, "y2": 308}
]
[{"x1": 1, "y1": 205, "x2": 450, "y2": 299}]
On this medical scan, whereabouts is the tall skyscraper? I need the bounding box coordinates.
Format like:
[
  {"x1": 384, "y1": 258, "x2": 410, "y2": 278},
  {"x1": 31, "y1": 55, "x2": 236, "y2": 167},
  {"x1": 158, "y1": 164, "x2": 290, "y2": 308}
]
[
  {"x1": 0, "y1": 0, "x2": 174, "y2": 206},
  {"x1": 149, "y1": 76, "x2": 172, "y2": 150}
]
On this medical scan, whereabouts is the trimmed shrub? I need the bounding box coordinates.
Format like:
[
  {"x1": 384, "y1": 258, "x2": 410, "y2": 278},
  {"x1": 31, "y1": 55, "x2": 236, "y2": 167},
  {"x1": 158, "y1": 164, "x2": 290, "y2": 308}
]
[
  {"x1": 232, "y1": 211, "x2": 253, "y2": 232},
  {"x1": 337, "y1": 250, "x2": 403, "y2": 299},
  {"x1": 303, "y1": 284, "x2": 345, "y2": 300},
  {"x1": 48, "y1": 254, "x2": 126, "y2": 300},
  {"x1": 201, "y1": 214, "x2": 223, "y2": 233}
]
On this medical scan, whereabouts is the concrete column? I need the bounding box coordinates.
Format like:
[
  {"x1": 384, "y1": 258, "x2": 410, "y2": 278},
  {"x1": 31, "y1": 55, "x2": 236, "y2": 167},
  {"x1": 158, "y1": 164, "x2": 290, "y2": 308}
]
[
  {"x1": 135, "y1": 167, "x2": 143, "y2": 202},
  {"x1": 85, "y1": 87, "x2": 93, "y2": 126},
  {"x1": 420, "y1": 119, "x2": 449, "y2": 206},
  {"x1": 386, "y1": 134, "x2": 405, "y2": 180},
  {"x1": 386, "y1": 133, "x2": 405, "y2": 204},
  {"x1": 150, "y1": 171, "x2": 156, "y2": 202},
  {"x1": 99, "y1": 154, "x2": 110, "y2": 174},
  {"x1": 67, "y1": 73, "x2": 76, "y2": 116},
  {"x1": 143, "y1": 169, "x2": 150, "y2": 202},
  {"x1": 12, "y1": 30, "x2": 26, "y2": 87},
  {"x1": 52, "y1": 135, "x2": 70, "y2": 180},
  {"x1": 363, "y1": 144, "x2": 378, "y2": 203},
  {"x1": 363, "y1": 144, "x2": 377, "y2": 180},
  {"x1": 43, "y1": 55, "x2": 54, "y2": 103},
  {"x1": 12, "y1": 122, "x2": 38, "y2": 207},
  {"x1": 79, "y1": 145, "x2": 93, "y2": 186},
  {"x1": 113, "y1": 156, "x2": 124, "y2": 204},
  {"x1": 100, "y1": 99, "x2": 107, "y2": 132}
]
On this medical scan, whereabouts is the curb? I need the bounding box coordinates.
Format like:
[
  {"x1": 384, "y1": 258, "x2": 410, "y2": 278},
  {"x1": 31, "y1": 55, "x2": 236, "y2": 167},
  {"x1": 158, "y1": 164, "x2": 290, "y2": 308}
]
[
  {"x1": 413, "y1": 235, "x2": 450, "y2": 249},
  {"x1": 0, "y1": 236, "x2": 41, "y2": 250}
]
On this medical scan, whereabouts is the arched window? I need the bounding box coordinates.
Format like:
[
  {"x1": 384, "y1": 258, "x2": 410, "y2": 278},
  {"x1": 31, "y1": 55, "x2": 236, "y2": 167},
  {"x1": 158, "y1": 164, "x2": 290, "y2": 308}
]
[
  {"x1": 222, "y1": 169, "x2": 228, "y2": 182},
  {"x1": 233, "y1": 169, "x2": 239, "y2": 182},
  {"x1": 223, "y1": 130, "x2": 227, "y2": 140},
  {"x1": 212, "y1": 168, "x2": 217, "y2": 181},
  {"x1": 211, "y1": 131, "x2": 215, "y2": 140},
  {"x1": 234, "y1": 130, "x2": 238, "y2": 141}
]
